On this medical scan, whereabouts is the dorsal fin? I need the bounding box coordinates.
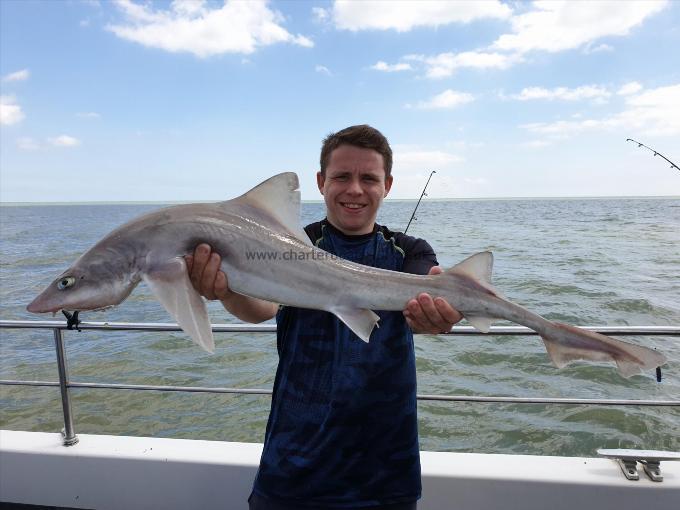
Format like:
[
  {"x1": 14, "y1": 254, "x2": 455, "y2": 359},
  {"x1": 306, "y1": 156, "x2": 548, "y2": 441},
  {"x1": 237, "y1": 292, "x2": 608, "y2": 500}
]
[
  {"x1": 447, "y1": 251, "x2": 493, "y2": 284},
  {"x1": 447, "y1": 251, "x2": 501, "y2": 333},
  {"x1": 229, "y1": 172, "x2": 311, "y2": 245}
]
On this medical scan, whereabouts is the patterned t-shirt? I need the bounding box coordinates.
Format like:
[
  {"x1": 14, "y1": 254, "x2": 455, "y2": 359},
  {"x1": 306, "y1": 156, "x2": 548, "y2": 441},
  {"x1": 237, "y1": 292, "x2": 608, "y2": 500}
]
[{"x1": 252, "y1": 219, "x2": 438, "y2": 508}]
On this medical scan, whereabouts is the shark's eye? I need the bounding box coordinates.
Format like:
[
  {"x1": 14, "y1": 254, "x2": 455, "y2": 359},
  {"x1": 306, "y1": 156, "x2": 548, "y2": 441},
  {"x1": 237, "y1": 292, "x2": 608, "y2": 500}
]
[{"x1": 57, "y1": 277, "x2": 76, "y2": 290}]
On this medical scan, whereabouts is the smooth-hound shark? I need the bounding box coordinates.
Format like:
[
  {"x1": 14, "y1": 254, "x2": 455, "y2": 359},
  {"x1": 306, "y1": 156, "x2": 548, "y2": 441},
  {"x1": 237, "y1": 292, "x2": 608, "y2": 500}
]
[{"x1": 27, "y1": 173, "x2": 666, "y2": 378}]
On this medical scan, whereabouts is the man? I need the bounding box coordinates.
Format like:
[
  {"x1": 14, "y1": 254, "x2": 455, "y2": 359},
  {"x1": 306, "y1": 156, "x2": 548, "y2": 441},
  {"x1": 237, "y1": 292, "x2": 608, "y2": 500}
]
[{"x1": 187, "y1": 125, "x2": 462, "y2": 509}]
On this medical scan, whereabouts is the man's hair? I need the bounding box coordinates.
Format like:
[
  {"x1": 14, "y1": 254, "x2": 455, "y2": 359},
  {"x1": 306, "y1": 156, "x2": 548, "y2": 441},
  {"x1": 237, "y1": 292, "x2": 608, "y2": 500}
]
[{"x1": 320, "y1": 124, "x2": 393, "y2": 178}]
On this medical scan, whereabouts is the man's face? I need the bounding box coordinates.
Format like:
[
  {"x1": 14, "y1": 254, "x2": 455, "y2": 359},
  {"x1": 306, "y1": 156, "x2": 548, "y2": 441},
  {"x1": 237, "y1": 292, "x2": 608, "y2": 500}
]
[{"x1": 317, "y1": 144, "x2": 393, "y2": 235}]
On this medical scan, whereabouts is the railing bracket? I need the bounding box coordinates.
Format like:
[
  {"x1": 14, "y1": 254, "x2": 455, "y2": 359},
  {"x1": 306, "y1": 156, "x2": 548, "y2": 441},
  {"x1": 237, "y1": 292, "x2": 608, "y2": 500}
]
[{"x1": 61, "y1": 427, "x2": 79, "y2": 446}]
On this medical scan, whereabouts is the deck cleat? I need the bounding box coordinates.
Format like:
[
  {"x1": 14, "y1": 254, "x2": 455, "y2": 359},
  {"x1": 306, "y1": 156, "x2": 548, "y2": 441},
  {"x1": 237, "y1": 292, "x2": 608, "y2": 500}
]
[{"x1": 597, "y1": 449, "x2": 680, "y2": 482}]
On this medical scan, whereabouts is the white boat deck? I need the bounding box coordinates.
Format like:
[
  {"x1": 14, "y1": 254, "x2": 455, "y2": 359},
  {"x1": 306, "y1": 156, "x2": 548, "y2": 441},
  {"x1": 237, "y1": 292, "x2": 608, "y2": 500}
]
[{"x1": 1, "y1": 430, "x2": 678, "y2": 509}]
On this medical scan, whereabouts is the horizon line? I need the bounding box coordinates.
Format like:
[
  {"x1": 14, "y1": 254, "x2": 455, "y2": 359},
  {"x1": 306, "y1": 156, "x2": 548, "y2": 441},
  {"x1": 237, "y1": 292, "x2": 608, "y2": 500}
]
[{"x1": 1, "y1": 195, "x2": 679, "y2": 207}]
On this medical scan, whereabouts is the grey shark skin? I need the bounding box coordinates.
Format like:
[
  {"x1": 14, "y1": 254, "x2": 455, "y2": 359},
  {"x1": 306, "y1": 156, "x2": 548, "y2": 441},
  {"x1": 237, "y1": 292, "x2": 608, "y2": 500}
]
[{"x1": 27, "y1": 173, "x2": 666, "y2": 378}]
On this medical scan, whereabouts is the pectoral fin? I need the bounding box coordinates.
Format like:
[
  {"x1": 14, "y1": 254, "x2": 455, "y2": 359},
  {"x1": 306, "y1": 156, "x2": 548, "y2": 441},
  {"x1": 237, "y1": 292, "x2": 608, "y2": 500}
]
[
  {"x1": 142, "y1": 258, "x2": 215, "y2": 353},
  {"x1": 330, "y1": 306, "x2": 380, "y2": 343}
]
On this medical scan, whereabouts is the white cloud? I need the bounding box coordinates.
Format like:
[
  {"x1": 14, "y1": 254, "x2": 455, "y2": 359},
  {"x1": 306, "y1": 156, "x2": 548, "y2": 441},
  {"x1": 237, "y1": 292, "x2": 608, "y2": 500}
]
[
  {"x1": 390, "y1": 146, "x2": 464, "y2": 198},
  {"x1": 16, "y1": 135, "x2": 83, "y2": 150},
  {"x1": 618, "y1": 81, "x2": 643, "y2": 96},
  {"x1": 0, "y1": 95, "x2": 25, "y2": 125},
  {"x1": 389, "y1": 147, "x2": 483, "y2": 199},
  {"x1": 107, "y1": 0, "x2": 313, "y2": 57},
  {"x1": 512, "y1": 85, "x2": 611, "y2": 101},
  {"x1": 394, "y1": 147, "x2": 464, "y2": 170},
  {"x1": 463, "y1": 177, "x2": 488, "y2": 185},
  {"x1": 312, "y1": 7, "x2": 329, "y2": 23},
  {"x1": 332, "y1": 0, "x2": 511, "y2": 32},
  {"x1": 521, "y1": 139, "x2": 552, "y2": 149},
  {"x1": 447, "y1": 140, "x2": 485, "y2": 151},
  {"x1": 48, "y1": 135, "x2": 81, "y2": 147},
  {"x1": 76, "y1": 111, "x2": 101, "y2": 119},
  {"x1": 2, "y1": 69, "x2": 30, "y2": 82},
  {"x1": 415, "y1": 51, "x2": 521, "y2": 79},
  {"x1": 583, "y1": 42, "x2": 614, "y2": 54},
  {"x1": 413, "y1": 89, "x2": 474, "y2": 110},
  {"x1": 363, "y1": 2, "x2": 664, "y2": 80},
  {"x1": 617, "y1": 84, "x2": 680, "y2": 136},
  {"x1": 492, "y1": 0, "x2": 668, "y2": 53},
  {"x1": 295, "y1": 36, "x2": 314, "y2": 49},
  {"x1": 371, "y1": 61, "x2": 412, "y2": 72},
  {"x1": 16, "y1": 137, "x2": 40, "y2": 151},
  {"x1": 172, "y1": 0, "x2": 205, "y2": 17},
  {"x1": 521, "y1": 119, "x2": 601, "y2": 136},
  {"x1": 521, "y1": 84, "x2": 680, "y2": 137},
  {"x1": 315, "y1": 65, "x2": 332, "y2": 76}
]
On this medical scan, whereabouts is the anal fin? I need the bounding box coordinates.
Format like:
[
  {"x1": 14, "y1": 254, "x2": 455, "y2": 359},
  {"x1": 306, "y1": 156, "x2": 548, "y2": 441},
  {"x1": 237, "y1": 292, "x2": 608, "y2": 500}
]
[
  {"x1": 331, "y1": 306, "x2": 380, "y2": 343},
  {"x1": 465, "y1": 315, "x2": 494, "y2": 333},
  {"x1": 142, "y1": 258, "x2": 215, "y2": 353}
]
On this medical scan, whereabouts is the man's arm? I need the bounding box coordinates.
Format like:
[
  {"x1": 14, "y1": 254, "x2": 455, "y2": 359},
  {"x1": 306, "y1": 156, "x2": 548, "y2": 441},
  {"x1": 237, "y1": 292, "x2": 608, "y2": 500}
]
[
  {"x1": 403, "y1": 266, "x2": 463, "y2": 333},
  {"x1": 186, "y1": 244, "x2": 278, "y2": 323}
]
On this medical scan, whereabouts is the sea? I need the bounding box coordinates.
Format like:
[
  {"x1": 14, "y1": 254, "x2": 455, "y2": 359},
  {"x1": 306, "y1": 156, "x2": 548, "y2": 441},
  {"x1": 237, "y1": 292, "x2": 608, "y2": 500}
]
[{"x1": 1, "y1": 198, "x2": 679, "y2": 457}]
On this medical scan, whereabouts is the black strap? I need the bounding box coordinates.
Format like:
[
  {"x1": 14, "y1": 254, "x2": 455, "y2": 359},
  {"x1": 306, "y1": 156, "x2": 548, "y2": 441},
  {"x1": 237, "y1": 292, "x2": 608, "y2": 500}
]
[{"x1": 62, "y1": 310, "x2": 81, "y2": 331}]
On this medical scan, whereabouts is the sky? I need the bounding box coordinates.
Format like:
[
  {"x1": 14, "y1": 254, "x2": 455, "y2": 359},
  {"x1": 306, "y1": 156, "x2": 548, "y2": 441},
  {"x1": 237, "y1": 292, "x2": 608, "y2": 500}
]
[{"x1": 1, "y1": 0, "x2": 679, "y2": 202}]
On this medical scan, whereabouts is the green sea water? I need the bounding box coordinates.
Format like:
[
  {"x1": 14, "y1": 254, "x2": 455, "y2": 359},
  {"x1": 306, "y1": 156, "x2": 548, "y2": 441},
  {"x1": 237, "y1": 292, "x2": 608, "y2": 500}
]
[{"x1": 1, "y1": 198, "x2": 678, "y2": 456}]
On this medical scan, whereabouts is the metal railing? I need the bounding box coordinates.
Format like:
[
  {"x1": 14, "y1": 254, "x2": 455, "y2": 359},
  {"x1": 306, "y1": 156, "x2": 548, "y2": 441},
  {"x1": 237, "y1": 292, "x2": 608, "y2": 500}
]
[{"x1": 1, "y1": 319, "x2": 678, "y2": 446}]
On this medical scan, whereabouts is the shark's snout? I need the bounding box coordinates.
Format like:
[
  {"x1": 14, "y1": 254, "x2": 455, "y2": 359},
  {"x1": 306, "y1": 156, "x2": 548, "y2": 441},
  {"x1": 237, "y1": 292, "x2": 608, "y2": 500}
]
[{"x1": 26, "y1": 293, "x2": 58, "y2": 314}]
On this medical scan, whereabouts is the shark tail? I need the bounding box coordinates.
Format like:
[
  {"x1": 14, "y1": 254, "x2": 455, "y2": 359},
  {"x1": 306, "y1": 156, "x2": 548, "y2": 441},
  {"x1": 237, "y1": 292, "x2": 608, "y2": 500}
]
[
  {"x1": 539, "y1": 322, "x2": 666, "y2": 378},
  {"x1": 445, "y1": 251, "x2": 667, "y2": 379}
]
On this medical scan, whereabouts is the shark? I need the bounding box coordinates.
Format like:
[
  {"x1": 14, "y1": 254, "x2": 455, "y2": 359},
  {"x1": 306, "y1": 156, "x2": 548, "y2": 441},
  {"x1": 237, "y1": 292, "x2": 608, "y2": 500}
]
[{"x1": 27, "y1": 172, "x2": 666, "y2": 378}]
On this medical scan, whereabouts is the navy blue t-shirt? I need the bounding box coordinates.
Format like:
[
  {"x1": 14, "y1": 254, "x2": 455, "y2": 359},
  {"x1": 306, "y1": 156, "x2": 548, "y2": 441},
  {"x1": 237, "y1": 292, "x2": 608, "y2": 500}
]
[{"x1": 252, "y1": 220, "x2": 438, "y2": 508}]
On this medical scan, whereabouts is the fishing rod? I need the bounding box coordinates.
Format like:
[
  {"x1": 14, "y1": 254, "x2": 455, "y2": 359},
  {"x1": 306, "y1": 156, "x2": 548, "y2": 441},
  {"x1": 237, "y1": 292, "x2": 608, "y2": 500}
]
[
  {"x1": 404, "y1": 170, "x2": 436, "y2": 235},
  {"x1": 626, "y1": 138, "x2": 679, "y2": 172}
]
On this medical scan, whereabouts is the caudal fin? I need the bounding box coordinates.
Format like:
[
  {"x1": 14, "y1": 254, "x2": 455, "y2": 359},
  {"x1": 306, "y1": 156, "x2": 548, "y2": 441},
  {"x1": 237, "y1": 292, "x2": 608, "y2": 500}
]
[{"x1": 540, "y1": 322, "x2": 666, "y2": 378}]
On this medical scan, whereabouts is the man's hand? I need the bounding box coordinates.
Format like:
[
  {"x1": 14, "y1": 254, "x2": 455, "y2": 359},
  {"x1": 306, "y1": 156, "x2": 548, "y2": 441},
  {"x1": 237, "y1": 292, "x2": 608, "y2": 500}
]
[
  {"x1": 185, "y1": 243, "x2": 232, "y2": 301},
  {"x1": 185, "y1": 243, "x2": 278, "y2": 323},
  {"x1": 403, "y1": 266, "x2": 463, "y2": 334}
]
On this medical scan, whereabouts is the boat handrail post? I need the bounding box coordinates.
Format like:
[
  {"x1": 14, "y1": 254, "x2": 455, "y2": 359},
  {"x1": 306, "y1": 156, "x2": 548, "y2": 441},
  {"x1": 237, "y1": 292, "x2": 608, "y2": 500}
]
[{"x1": 53, "y1": 327, "x2": 78, "y2": 446}]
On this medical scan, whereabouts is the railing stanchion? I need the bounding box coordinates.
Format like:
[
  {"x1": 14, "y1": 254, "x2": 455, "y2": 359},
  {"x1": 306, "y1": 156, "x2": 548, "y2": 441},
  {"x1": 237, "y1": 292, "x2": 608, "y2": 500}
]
[{"x1": 53, "y1": 328, "x2": 78, "y2": 446}]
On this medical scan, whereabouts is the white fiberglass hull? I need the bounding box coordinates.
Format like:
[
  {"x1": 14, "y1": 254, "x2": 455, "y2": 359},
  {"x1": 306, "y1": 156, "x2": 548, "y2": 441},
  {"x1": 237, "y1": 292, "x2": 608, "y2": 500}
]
[{"x1": 1, "y1": 430, "x2": 678, "y2": 510}]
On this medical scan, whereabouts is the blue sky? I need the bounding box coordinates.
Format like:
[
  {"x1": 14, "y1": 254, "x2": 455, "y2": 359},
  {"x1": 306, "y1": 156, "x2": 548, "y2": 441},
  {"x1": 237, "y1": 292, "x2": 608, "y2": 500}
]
[{"x1": 1, "y1": 0, "x2": 679, "y2": 202}]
